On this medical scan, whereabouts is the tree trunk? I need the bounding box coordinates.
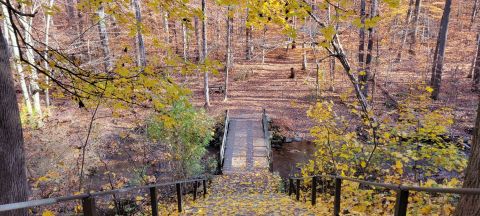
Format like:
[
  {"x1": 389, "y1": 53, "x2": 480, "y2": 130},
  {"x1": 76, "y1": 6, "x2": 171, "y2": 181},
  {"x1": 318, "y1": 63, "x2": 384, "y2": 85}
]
[
  {"x1": 133, "y1": 0, "x2": 146, "y2": 69},
  {"x1": 194, "y1": 16, "x2": 202, "y2": 63},
  {"x1": 182, "y1": 21, "x2": 188, "y2": 62},
  {"x1": 20, "y1": 15, "x2": 43, "y2": 120},
  {"x1": 430, "y1": 0, "x2": 452, "y2": 100},
  {"x1": 409, "y1": 0, "x2": 422, "y2": 53},
  {"x1": 164, "y1": 12, "x2": 170, "y2": 44},
  {"x1": 453, "y1": 98, "x2": 480, "y2": 216},
  {"x1": 224, "y1": 6, "x2": 233, "y2": 101},
  {"x1": 473, "y1": 33, "x2": 480, "y2": 90},
  {"x1": 97, "y1": 5, "x2": 113, "y2": 72},
  {"x1": 1, "y1": 5, "x2": 33, "y2": 117},
  {"x1": 202, "y1": 0, "x2": 210, "y2": 107},
  {"x1": 246, "y1": 9, "x2": 253, "y2": 60},
  {"x1": 396, "y1": 0, "x2": 415, "y2": 61},
  {"x1": 44, "y1": 0, "x2": 55, "y2": 108},
  {"x1": 302, "y1": 42, "x2": 307, "y2": 70},
  {"x1": 472, "y1": 0, "x2": 479, "y2": 26},
  {"x1": 364, "y1": 0, "x2": 379, "y2": 98},
  {"x1": 0, "y1": 27, "x2": 28, "y2": 216},
  {"x1": 358, "y1": 0, "x2": 367, "y2": 96},
  {"x1": 261, "y1": 26, "x2": 266, "y2": 64}
]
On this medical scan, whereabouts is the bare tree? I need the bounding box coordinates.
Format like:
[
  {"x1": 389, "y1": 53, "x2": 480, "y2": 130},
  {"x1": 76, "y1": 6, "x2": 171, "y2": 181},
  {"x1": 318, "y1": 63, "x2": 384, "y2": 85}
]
[
  {"x1": 44, "y1": 0, "x2": 55, "y2": 108},
  {"x1": 224, "y1": 6, "x2": 233, "y2": 101},
  {"x1": 97, "y1": 4, "x2": 113, "y2": 72},
  {"x1": 430, "y1": 0, "x2": 452, "y2": 100},
  {"x1": 202, "y1": 0, "x2": 210, "y2": 107},
  {"x1": 194, "y1": 16, "x2": 202, "y2": 62},
  {"x1": 472, "y1": 0, "x2": 479, "y2": 26},
  {"x1": 408, "y1": 0, "x2": 422, "y2": 53},
  {"x1": 0, "y1": 27, "x2": 28, "y2": 216},
  {"x1": 358, "y1": 0, "x2": 367, "y2": 95},
  {"x1": 364, "y1": 0, "x2": 379, "y2": 98},
  {"x1": 133, "y1": 0, "x2": 146, "y2": 69},
  {"x1": 396, "y1": 0, "x2": 415, "y2": 61}
]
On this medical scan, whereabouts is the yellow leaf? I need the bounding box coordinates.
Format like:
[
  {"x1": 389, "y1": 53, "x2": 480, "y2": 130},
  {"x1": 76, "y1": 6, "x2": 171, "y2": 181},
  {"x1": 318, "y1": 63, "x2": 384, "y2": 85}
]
[{"x1": 42, "y1": 210, "x2": 55, "y2": 216}]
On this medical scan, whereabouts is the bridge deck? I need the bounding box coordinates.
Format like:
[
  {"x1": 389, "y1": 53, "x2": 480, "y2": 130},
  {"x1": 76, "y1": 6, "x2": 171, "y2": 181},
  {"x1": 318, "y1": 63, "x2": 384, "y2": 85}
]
[{"x1": 223, "y1": 114, "x2": 269, "y2": 173}]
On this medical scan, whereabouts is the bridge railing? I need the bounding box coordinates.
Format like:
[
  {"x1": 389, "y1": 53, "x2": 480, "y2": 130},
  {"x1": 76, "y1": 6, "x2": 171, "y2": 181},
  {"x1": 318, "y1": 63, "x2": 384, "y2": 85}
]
[
  {"x1": 0, "y1": 177, "x2": 209, "y2": 215},
  {"x1": 219, "y1": 110, "x2": 230, "y2": 169},
  {"x1": 288, "y1": 174, "x2": 480, "y2": 216},
  {"x1": 262, "y1": 108, "x2": 273, "y2": 171}
]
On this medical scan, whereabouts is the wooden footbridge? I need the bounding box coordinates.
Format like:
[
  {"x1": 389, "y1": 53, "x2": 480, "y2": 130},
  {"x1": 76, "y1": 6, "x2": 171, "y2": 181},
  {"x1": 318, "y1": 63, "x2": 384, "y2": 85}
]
[{"x1": 219, "y1": 109, "x2": 272, "y2": 173}]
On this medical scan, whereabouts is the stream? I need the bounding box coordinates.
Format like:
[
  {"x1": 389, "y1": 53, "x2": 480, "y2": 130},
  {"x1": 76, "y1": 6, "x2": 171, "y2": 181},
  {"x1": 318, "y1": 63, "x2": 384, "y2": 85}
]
[{"x1": 272, "y1": 141, "x2": 316, "y2": 179}]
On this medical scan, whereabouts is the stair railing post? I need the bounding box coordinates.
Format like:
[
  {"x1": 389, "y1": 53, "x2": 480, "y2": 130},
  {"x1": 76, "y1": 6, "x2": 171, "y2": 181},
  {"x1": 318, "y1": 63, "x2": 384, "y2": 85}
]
[
  {"x1": 334, "y1": 177, "x2": 342, "y2": 216},
  {"x1": 82, "y1": 196, "x2": 96, "y2": 216},
  {"x1": 193, "y1": 181, "x2": 198, "y2": 201},
  {"x1": 289, "y1": 178, "x2": 294, "y2": 196},
  {"x1": 296, "y1": 179, "x2": 301, "y2": 201},
  {"x1": 150, "y1": 187, "x2": 158, "y2": 216},
  {"x1": 311, "y1": 176, "x2": 318, "y2": 205},
  {"x1": 176, "y1": 183, "x2": 182, "y2": 212},
  {"x1": 394, "y1": 189, "x2": 409, "y2": 216},
  {"x1": 203, "y1": 179, "x2": 207, "y2": 198}
]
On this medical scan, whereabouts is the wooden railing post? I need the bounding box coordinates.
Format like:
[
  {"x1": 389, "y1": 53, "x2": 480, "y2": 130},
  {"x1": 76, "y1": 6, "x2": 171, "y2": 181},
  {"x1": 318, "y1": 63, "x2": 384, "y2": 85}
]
[
  {"x1": 176, "y1": 183, "x2": 182, "y2": 212},
  {"x1": 334, "y1": 178, "x2": 342, "y2": 216},
  {"x1": 311, "y1": 176, "x2": 318, "y2": 205},
  {"x1": 394, "y1": 189, "x2": 409, "y2": 216},
  {"x1": 150, "y1": 187, "x2": 158, "y2": 216},
  {"x1": 82, "y1": 196, "x2": 96, "y2": 216},
  {"x1": 289, "y1": 178, "x2": 294, "y2": 196},
  {"x1": 193, "y1": 181, "x2": 198, "y2": 201},
  {"x1": 203, "y1": 179, "x2": 207, "y2": 198},
  {"x1": 296, "y1": 179, "x2": 301, "y2": 201}
]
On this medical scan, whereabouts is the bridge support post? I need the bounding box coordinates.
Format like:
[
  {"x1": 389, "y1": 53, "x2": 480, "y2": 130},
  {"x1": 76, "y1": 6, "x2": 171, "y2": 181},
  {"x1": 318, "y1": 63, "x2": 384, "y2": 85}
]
[
  {"x1": 296, "y1": 179, "x2": 301, "y2": 201},
  {"x1": 394, "y1": 189, "x2": 409, "y2": 216},
  {"x1": 193, "y1": 181, "x2": 198, "y2": 201},
  {"x1": 289, "y1": 178, "x2": 294, "y2": 196},
  {"x1": 176, "y1": 183, "x2": 182, "y2": 212},
  {"x1": 311, "y1": 176, "x2": 318, "y2": 205},
  {"x1": 334, "y1": 178, "x2": 342, "y2": 216},
  {"x1": 150, "y1": 187, "x2": 158, "y2": 216},
  {"x1": 82, "y1": 196, "x2": 96, "y2": 216},
  {"x1": 203, "y1": 179, "x2": 207, "y2": 198}
]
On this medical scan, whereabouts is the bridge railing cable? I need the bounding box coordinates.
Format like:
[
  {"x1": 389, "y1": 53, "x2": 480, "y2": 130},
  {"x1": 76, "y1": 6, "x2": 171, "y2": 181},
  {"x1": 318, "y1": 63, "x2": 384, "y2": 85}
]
[
  {"x1": 288, "y1": 175, "x2": 480, "y2": 216},
  {"x1": 0, "y1": 176, "x2": 210, "y2": 215}
]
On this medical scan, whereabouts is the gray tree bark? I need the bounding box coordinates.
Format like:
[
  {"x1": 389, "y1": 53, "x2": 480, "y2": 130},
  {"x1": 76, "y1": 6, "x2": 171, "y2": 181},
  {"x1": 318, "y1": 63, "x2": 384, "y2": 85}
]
[
  {"x1": 0, "y1": 27, "x2": 28, "y2": 216},
  {"x1": 224, "y1": 6, "x2": 233, "y2": 101},
  {"x1": 358, "y1": 0, "x2": 367, "y2": 96},
  {"x1": 44, "y1": 0, "x2": 55, "y2": 108},
  {"x1": 97, "y1": 4, "x2": 113, "y2": 72},
  {"x1": 472, "y1": 33, "x2": 480, "y2": 90},
  {"x1": 396, "y1": 0, "x2": 415, "y2": 61},
  {"x1": 472, "y1": 0, "x2": 479, "y2": 26},
  {"x1": 364, "y1": 0, "x2": 379, "y2": 97},
  {"x1": 194, "y1": 16, "x2": 201, "y2": 62},
  {"x1": 430, "y1": 0, "x2": 452, "y2": 100},
  {"x1": 202, "y1": 0, "x2": 210, "y2": 107},
  {"x1": 409, "y1": 0, "x2": 422, "y2": 53},
  {"x1": 454, "y1": 98, "x2": 480, "y2": 216},
  {"x1": 133, "y1": 0, "x2": 146, "y2": 69}
]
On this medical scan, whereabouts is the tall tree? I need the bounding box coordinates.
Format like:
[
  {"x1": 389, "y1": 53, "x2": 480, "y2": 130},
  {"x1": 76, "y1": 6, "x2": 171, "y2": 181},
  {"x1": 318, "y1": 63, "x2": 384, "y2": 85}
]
[
  {"x1": 430, "y1": 0, "x2": 452, "y2": 100},
  {"x1": 224, "y1": 6, "x2": 233, "y2": 101},
  {"x1": 44, "y1": 0, "x2": 55, "y2": 108},
  {"x1": 364, "y1": 0, "x2": 379, "y2": 97},
  {"x1": 473, "y1": 33, "x2": 480, "y2": 91},
  {"x1": 396, "y1": 0, "x2": 415, "y2": 61},
  {"x1": 1, "y1": 5, "x2": 33, "y2": 117},
  {"x1": 97, "y1": 4, "x2": 113, "y2": 72},
  {"x1": 133, "y1": 0, "x2": 146, "y2": 69},
  {"x1": 472, "y1": 0, "x2": 479, "y2": 26},
  {"x1": 194, "y1": 16, "x2": 202, "y2": 62},
  {"x1": 202, "y1": 0, "x2": 210, "y2": 107},
  {"x1": 408, "y1": 0, "x2": 422, "y2": 53},
  {"x1": 0, "y1": 27, "x2": 28, "y2": 216},
  {"x1": 246, "y1": 8, "x2": 253, "y2": 60},
  {"x1": 454, "y1": 98, "x2": 480, "y2": 216},
  {"x1": 358, "y1": 0, "x2": 367, "y2": 95}
]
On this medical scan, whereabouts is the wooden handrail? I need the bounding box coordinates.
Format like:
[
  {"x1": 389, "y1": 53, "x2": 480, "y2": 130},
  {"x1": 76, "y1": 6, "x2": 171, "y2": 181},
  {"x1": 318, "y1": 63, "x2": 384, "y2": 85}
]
[
  {"x1": 288, "y1": 175, "x2": 480, "y2": 216},
  {"x1": 0, "y1": 177, "x2": 209, "y2": 215}
]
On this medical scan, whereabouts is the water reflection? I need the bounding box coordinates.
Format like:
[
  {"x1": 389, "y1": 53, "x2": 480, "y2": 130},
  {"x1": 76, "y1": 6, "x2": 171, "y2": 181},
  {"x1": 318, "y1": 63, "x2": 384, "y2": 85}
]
[{"x1": 272, "y1": 141, "x2": 316, "y2": 179}]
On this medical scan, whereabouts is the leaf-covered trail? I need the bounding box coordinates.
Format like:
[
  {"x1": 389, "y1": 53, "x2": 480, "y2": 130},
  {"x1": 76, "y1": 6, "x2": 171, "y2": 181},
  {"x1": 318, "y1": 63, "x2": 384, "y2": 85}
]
[{"x1": 182, "y1": 171, "x2": 327, "y2": 215}]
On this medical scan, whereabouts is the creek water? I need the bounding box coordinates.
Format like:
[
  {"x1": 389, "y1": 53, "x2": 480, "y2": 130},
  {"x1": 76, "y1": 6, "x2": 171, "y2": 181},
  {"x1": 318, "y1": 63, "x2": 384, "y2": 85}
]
[{"x1": 272, "y1": 141, "x2": 316, "y2": 179}]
